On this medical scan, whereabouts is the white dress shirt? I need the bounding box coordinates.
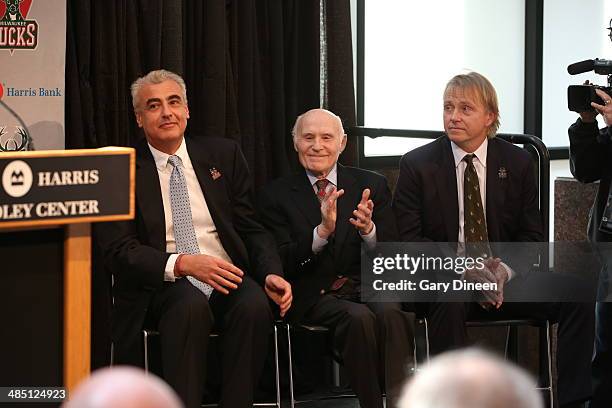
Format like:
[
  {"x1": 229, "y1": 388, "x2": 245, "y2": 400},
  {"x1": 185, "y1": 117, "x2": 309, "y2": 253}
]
[
  {"x1": 308, "y1": 164, "x2": 377, "y2": 253},
  {"x1": 148, "y1": 138, "x2": 233, "y2": 282}
]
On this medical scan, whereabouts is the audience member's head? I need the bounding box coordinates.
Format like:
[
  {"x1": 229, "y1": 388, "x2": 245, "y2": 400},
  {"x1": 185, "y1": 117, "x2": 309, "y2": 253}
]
[
  {"x1": 63, "y1": 366, "x2": 183, "y2": 408},
  {"x1": 398, "y1": 348, "x2": 543, "y2": 408}
]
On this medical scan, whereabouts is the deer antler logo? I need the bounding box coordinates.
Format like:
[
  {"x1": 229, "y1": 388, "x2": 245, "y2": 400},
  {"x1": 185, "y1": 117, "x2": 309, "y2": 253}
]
[{"x1": 0, "y1": 126, "x2": 31, "y2": 151}]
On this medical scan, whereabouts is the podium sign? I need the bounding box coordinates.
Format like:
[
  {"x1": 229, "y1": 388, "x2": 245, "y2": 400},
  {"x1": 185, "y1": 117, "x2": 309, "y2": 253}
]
[
  {"x1": 0, "y1": 147, "x2": 134, "y2": 228},
  {"x1": 0, "y1": 147, "x2": 134, "y2": 392}
]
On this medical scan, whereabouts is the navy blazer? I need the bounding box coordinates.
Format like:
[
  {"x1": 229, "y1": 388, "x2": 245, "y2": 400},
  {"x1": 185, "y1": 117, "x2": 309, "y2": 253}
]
[
  {"x1": 392, "y1": 135, "x2": 544, "y2": 244},
  {"x1": 258, "y1": 164, "x2": 398, "y2": 321},
  {"x1": 569, "y1": 119, "x2": 612, "y2": 243}
]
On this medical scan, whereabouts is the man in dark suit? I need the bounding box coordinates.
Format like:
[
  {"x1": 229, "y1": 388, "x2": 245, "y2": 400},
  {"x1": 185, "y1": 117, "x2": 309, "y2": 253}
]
[
  {"x1": 393, "y1": 72, "x2": 593, "y2": 408},
  {"x1": 569, "y1": 86, "x2": 612, "y2": 408},
  {"x1": 98, "y1": 69, "x2": 292, "y2": 408},
  {"x1": 258, "y1": 108, "x2": 414, "y2": 408}
]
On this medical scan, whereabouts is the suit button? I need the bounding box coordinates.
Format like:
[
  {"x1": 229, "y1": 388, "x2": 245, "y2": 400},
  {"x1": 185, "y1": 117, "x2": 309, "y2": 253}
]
[{"x1": 320, "y1": 289, "x2": 325, "y2": 295}]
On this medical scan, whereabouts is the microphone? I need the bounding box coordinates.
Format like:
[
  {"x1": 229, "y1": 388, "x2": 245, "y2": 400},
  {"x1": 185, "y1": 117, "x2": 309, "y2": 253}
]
[
  {"x1": 593, "y1": 58, "x2": 612, "y2": 75},
  {"x1": 568, "y1": 59, "x2": 594, "y2": 75}
]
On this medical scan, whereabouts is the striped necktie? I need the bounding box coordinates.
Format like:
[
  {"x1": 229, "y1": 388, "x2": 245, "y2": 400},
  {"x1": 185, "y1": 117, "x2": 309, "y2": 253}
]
[{"x1": 315, "y1": 178, "x2": 330, "y2": 203}]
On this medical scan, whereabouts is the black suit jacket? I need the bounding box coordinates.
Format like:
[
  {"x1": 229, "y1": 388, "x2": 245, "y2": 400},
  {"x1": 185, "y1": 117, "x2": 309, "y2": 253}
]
[
  {"x1": 392, "y1": 135, "x2": 543, "y2": 244},
  {"x1": 258, "y1": 165, "x2": 398, "y2": 321},
  {"x1": 97, "y1": 136, "x2": 283, "y2": 365},
  {"x1": 569, "y1": 119, "x2": 612, "y2": 243}
]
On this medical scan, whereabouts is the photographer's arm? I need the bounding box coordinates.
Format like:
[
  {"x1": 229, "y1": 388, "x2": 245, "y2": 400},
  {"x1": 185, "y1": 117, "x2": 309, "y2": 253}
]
[{"x1": 569, "y1": 87, "x2": 611, "y2": 183}]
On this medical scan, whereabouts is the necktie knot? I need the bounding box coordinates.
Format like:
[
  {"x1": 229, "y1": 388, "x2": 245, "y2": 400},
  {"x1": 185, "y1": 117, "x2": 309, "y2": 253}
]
[
  {"x1": 168, "y1": 155, "x2": 182, "y2": 168},
  {"x1": 315, "y1": 179, "x2": 330, "y2": 201},
  {"x1": 463, "y1": 154, "x2": 475, "y2": 165}
]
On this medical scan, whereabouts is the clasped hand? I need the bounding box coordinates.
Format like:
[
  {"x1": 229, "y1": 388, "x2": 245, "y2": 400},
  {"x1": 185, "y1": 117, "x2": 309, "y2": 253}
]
[{"x1": 464, "y1": 257, "x2": 509, "y2": 309}]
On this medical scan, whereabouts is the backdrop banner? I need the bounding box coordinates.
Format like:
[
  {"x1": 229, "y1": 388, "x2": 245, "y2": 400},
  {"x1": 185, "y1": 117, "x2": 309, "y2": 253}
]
[{"x1": 0, "y1": 0, "x2": 66, "y2": 151}]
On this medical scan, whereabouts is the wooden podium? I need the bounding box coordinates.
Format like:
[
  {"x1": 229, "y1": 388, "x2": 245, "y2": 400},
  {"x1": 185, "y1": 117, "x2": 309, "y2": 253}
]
[{"x1": 0, "y1": 147, "x2": 134, "y2": 392}]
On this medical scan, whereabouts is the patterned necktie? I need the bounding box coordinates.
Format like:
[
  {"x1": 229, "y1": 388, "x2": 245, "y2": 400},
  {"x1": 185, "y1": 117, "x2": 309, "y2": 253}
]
[
  {"x1": 463, "y1": 154, "x2": 491, "y2": 258},
  {"x1": 315, "y1": 179, "x2": 330, "y2": 203},
  {"x1": 168, "y1": 155, "x2": 214, "y2": 297}
]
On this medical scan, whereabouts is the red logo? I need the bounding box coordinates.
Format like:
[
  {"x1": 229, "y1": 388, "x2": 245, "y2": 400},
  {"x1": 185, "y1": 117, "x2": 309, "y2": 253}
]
[
  {"x1": 0, "y1": 83, "x2": 3, "y2": 99},
  {"x1": 0, "y1": 0, "x2": 38, "y2": 53},
  {"x1": 0, "y1": 1, "x2": 32, "y2": 20}
]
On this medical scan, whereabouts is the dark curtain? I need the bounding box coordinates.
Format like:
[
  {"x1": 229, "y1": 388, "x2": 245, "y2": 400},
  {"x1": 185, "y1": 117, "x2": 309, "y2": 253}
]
[
  {"x1": 325, "y1": 0, "x2": 357, "y2": 166},
  {"x1": 65, "y1": 0, "x2": 322, "y2": 369},
  {"x1": 65, "y1": 0, "x2": 183, "y2": 150},
  {"x1": 182, "y1": 0, "x2": 320, "y2": 184}
]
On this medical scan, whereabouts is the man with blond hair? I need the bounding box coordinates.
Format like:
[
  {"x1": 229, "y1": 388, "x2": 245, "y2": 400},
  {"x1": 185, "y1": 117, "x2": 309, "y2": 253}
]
[{"x1": 393, "y1": 72, "x2": 593, "y2": 408}]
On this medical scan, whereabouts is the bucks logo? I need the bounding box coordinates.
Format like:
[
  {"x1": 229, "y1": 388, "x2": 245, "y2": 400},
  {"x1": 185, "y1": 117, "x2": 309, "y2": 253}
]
[{"x1": 0, "y1": 0, "x2": 38, "y2": 52}]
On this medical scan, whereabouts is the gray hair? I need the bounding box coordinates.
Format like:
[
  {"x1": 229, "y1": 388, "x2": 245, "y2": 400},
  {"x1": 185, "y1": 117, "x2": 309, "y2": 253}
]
[
  {"x1": 399, "y1": 349, "x2": 543, "y2": 408},
  {"x1": 291, "y1": 108, "x2": 345, "y2": 140},
  {"x1": 130, "y1": 69, "x2": 188, "y2": 111}
]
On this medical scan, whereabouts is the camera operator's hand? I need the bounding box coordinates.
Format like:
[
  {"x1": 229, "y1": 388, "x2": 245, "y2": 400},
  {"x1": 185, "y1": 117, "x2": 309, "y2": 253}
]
[
  {"x1": 591, "y1": 88, "x2": 612, "y2": 126},
  {"x1": 579, "y1": 80, "x2": 598, "y2": 123}
]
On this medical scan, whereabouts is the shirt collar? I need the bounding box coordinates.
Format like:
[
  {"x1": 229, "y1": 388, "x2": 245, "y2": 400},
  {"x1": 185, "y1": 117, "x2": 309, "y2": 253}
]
[
  {"x1": 306, "y1": 163, "x2": 338, "y2": 186},
  {"x1": 148, "y1": 138, "x2": 193, "y2": 171},
  {"x1": 451, "y1": 137, "x2": 488, "y2": 168}
]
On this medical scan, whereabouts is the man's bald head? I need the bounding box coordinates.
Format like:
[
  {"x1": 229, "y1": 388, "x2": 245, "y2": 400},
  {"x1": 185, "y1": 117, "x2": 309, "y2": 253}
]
[
  {"x1": 399, "y1": 349, "x2": 543, "y2": 408},
  {"x1": 291, "y1": 108, "x2": 345, "y2": 141},
  {"x1": 63, "y1": 367, "x2": 183, "y2": 408}
]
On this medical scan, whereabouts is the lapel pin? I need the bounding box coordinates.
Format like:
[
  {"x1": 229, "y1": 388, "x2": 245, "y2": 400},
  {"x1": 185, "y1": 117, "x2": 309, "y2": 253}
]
[
  {"x1": 498, "y1": 167, "x2": 507, "y2": 179},
  {"x1": 209, "y1": 167, "x2": 222, "y2": 180}
]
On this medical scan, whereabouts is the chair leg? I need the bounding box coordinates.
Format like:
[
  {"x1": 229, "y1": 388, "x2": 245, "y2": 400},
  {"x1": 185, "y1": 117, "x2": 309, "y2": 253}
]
[
  {"x1": 503, "y1": 325, "x2": 511, "y2": 359},
  {"x1": 332, "y1": 361, "x2": 341, "y2": 388},
  {"x1": 532, "y1": 323, "x2": 554, "y2": 408},
  {"x1": 424, "y1": 317, "x2": 430, "y2": 364},
  {"x1": 143, "y1": 330, "x2": 149, "y2": 374},
  {"x1": 273, "y1": 324, "x2": 281, "y2": 408},
  {"x1": 507, "y1": 326, "x2": 520, "y2": 362},
  {"x1": 415, "y1": 317, "x2": 431, "y2": 368},
  {"x1": 286, "y1": 324, "x2": 295, "y2": 408},
  {"x1": 545, "y1": 321, "x2": 554, "y2": 408},
  {"x1": 502, "y1": 323, "x2": 554, "y2": 408}
]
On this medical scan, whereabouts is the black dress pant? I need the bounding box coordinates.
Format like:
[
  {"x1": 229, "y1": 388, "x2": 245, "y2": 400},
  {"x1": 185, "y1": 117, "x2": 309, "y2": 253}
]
[
  {"x1": 424, "y1": 274, "x2": 595, "y2": 406},
  {"x1": 145, "y1": 276, "x2": 273, "y2": 408},
  {"x1": 303, "y1": 295, "x2": 414, "y2": 408}
]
